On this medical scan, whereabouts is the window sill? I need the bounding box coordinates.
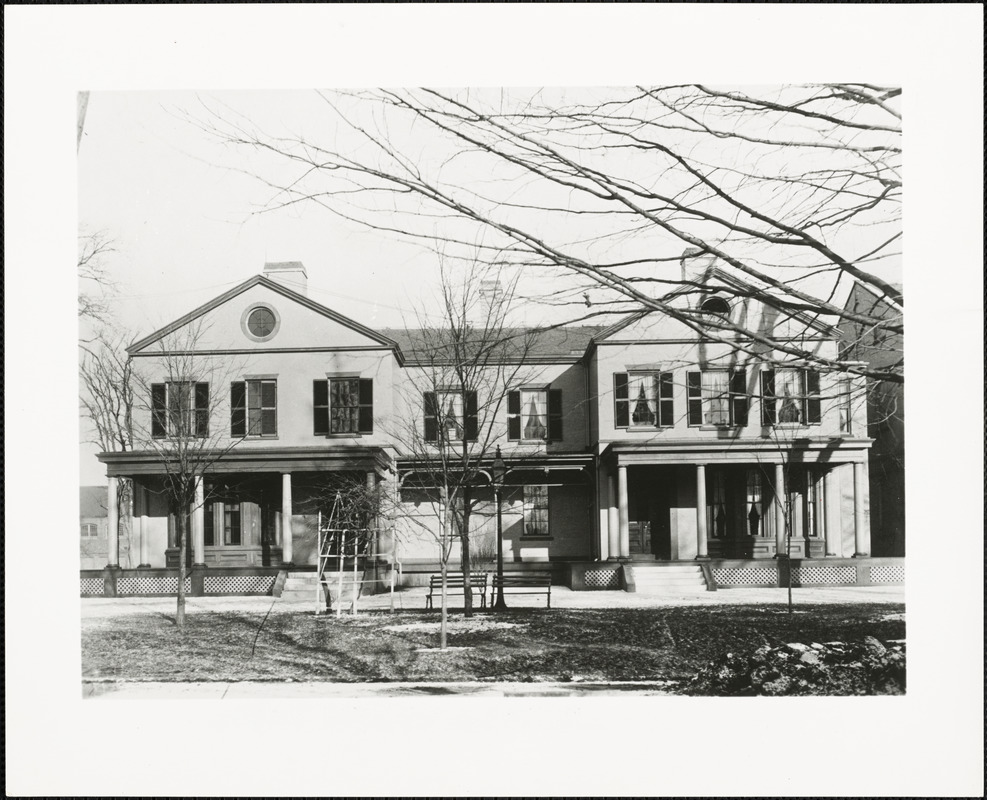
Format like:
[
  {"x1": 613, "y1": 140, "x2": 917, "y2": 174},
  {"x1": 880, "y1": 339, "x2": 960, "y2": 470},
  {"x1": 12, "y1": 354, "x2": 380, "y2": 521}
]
[
  {"x1": 698, "y1": 425, "x2": 743, "y2": 431},
  {"x1": 242, "y1": 436, "x2": 279, "y2": 441},
  {"x1": 324, "y1": 433, "x2": 364, "y2": 439},
  {"x1": 521, "y1": 535, "x2": 553, "y2": 542},
  {"x1": 619, "y1": 426, "x2": 673, "y2": 432}
]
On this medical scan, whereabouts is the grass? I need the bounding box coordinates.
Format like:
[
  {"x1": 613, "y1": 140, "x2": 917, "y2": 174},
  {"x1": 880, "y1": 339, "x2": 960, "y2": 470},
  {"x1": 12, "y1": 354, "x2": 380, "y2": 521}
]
[{"x1": 81, "y1": 603, "x2": 905, "y2": 690}]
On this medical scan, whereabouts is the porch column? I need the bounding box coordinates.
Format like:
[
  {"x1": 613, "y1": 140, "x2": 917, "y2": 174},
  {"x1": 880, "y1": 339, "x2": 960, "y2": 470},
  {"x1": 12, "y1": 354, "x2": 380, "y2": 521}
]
[
  {"x1": 192, "y1": 475, "x2": 205, "y2": 565},
  {"x1": 617, "y1": 465, "x2": 630, "y2": 558},
  {"x1": 607, "y1": 475, "x2": 619, "y2": 561},
  {"x1": 106, "y1": 476, "x2": 119, "y2": 568},
  {"x1": 853, "y1": 461, "x2": 869, "y2": 557},
  {"x1": 138, "y1": 485, "x2": 151, "y2": 567},
  {"x1": 695, "y1": 464, "x2": 708, "y2": 558},
  {"x1": 823, "y1": 469, "x2": 840, "y2": 556},
  {"x1": 774, "y1": 463, "x2": 786, "y2": 556},
  {"x1": 282, "y1": 472, "x2": 294, "y2": 565}
]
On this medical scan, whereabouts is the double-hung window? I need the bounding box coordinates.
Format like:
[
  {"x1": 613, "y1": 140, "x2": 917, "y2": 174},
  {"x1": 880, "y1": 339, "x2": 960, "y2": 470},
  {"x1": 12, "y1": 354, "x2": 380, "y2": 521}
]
[
  {"x1": 614, "y1": 372, "x2": 674, "y2": 428},
  {"x1": 507, "y1": 388, "x2": 562, "y2": 441},
  {"x1": 423, "y1": 390, "x2": 478, "y2": 443},
  {"x1": 231, "y1": 379, "x2": 277, "y2": 437},
  {"x1": 313, "y1": 378, "x2": 373, "y2": 435},
  {"x1": 81, "y1": 523, "x2": 99, "y2": 539},
  {"x1": 760, "y1": 368, "x2": 821, "y2": 425},
  {"x1": 523, "y1": 485, "x2": 550, "y2": 537},
  {"x1": 152, "y1": 381, "x2": 209, "y2": 438},
  {"x1": 686, "y1": 370, "x2": 748, "y2": 426}
]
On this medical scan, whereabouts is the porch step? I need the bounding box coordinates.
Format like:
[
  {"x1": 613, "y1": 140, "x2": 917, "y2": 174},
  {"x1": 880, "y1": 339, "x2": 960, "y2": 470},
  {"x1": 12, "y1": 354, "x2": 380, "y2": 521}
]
[{"x1": 625, "y1": 564, "x2": 708, "y2": 594}]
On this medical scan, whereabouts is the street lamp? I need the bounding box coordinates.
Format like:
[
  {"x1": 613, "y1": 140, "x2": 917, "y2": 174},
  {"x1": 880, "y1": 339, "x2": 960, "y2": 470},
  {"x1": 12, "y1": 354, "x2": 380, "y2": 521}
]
[{"x1": 492, "y1": 446, "x2": 508, "y2": 611}]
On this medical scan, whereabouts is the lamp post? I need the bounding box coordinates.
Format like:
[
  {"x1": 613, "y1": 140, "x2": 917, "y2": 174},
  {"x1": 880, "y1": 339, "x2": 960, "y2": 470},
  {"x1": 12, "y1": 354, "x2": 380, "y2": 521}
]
[{"x1": 492, "y1": 446, "x2": 508, "y2": 611}]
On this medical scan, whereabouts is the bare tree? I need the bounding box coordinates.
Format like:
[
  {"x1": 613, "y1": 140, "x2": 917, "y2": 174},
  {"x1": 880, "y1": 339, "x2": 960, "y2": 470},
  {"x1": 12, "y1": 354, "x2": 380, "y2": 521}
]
[
  {"x1": 129, "y1": 322, "x2": 249, "y2": 629},
  {"x1": 80, "y1": 327, "x2": 137, "y2": 566},
  {"x1": 193, "y1": 84, "x2": 902, "y2": 384},
  {"x1": 391, "y1": 260, "x2": 538, "y2": 646},
  {"x1": 78, "y1": 229, "x2": 117, "y2": 329}
]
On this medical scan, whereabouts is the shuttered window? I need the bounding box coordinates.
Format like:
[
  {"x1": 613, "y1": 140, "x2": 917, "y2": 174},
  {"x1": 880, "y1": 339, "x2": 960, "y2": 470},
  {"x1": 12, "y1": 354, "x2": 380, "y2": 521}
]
[
  {"x1": 231, "y1": 380, "x2": 277, "y2": 437},
  {"x1": 614, "y1": 372, "x2": 673, "y2": 428},
  {"x1": 313, "y1": 378, "x2": 374, "y2": 435},
  {"x1": 761, "y1": 369, "x2": 821, "y2": 425},
  {"x1": 152, "y1": 381, "x2": 209, "y2": 438},
  {"x1": 508, "y1": 389, "x2": 563, "y2": 441},
  {"x1": 424, "y1": 390, "x2": 479, "y2": 442}
]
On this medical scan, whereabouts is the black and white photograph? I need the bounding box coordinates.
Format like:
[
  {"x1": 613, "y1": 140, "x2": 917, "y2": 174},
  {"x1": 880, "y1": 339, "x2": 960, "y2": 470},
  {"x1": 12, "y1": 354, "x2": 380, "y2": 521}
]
[{"x1": 5, "y1": 5, "x2": 983, "y2": 798}]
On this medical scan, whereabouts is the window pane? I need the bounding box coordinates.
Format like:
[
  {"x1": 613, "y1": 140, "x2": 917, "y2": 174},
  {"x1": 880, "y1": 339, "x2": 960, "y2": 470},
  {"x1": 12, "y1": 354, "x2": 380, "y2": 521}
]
[
  {"x1": 248, "y1": 381, "x2": 262, "y2": 409},
  {"x1": 521, "y1": 389, "x2": 547, "y2": 439},
  {"x1": 261, "y1": 409, "x2": 277, "y2": 435},
  {"x1": 248, "y1": 408, "x2": 262, "y2": 435},
  {"x1": 702, "y1": 372, "x2": 730, "y2": 425},
  {"x1": 261, "y1": 381, "x2": 276, "y2": 407},
  {"x1": 628, "y1": 374, "x2": 656, "y2": 426},
  {"x1": 776, "y1": 369, "x2": 803, "y2": 423}
]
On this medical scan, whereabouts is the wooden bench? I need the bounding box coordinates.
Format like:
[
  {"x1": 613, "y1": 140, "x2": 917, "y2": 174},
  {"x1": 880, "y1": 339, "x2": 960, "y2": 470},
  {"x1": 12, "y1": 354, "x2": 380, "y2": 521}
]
[
  {"x1": 490, "y1": 572, "x2": 553, "y2": 608},
  {"x1": 425, "y1": 572, "x2": 488, "y2": 609}
]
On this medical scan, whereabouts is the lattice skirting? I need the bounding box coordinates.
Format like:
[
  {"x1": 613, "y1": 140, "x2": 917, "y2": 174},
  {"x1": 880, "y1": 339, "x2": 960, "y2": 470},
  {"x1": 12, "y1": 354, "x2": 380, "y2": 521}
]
[
  {"x1": 870, "y1": 564, "x2": 905, "y2": 583},
  {"x1": 203, "y1": 575, "x2": 275, "y2": 594},
  {"x1": 80, "y1": 577, "x2": 104, "y2": 595},
  {"x1": 116, "y1": 576, "x2": 192, "y2": 595},
  {"x1": 712, "y1": 567, "x2": 779, "y2": 586},
  {"x1": 583, "y1": 568, "x2": 621, "y2": 590},
  {"x1": 792, "y1": 565, "x2": 857, "y2": 584}
]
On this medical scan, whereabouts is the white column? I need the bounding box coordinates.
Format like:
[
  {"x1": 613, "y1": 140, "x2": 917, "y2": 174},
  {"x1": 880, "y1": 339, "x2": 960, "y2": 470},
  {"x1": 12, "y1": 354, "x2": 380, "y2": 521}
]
[
  {"x1": 617, "y1": 465, "x2": 630, "y2": 558},
  {"x1": 282, "y1": 472, "x2": 294, "y2": 564},
  {"x1": 192, "y1": 475, "x2": 205, "y2": 565},
  {"x1": 774, "y1": 463, "x2": 786, "y2": 556},
  {"x1": 106, "y1": 476, "x2": 119, "y2": 568},
  {"x1": 607, "y1": 475, "x2": 619, "y2": 561},
  {"x1": 853, "y1": 461, "x2": 869, "y2": 556},
  {"x1": 823, "y1": 469, "x2": 840, "y2": 556},
  {"x1": 696, "y1": 464, "x2": 708, "y2": 558},
  {"x1": 139, "y1": 485, "x2": 151, "y2": 567}
]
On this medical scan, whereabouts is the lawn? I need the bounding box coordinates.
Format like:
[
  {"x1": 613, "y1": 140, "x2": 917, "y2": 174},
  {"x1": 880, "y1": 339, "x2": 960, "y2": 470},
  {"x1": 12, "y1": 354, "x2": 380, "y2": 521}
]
[{"x1": 81, "y1": 603, "x2": 905, "y2": 691}]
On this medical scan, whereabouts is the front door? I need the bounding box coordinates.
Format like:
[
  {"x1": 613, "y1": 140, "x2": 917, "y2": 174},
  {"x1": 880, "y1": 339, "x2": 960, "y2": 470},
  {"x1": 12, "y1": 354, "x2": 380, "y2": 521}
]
[{"x1": 628, "y1": 521, "x2": 651, "y2": 555}]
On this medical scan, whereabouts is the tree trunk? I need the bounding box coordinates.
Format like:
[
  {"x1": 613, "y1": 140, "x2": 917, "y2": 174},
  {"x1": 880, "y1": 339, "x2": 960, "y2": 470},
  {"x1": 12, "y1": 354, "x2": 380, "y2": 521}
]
[
  {"x1": 176, "y1": 511, "x2": 187, "y2": 629},
  {"x1": 461, "y1": 488, "x2": 473, "y2": 618},
  {"x1": 439, "y1": 560, "x2": 448, "y2": 650}
]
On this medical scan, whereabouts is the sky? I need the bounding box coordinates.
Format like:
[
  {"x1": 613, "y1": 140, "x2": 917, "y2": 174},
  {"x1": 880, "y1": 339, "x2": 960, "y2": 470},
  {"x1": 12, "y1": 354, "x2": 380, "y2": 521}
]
[{"x1": 5, "y1": 5, "x2": 985, "y2": 798}]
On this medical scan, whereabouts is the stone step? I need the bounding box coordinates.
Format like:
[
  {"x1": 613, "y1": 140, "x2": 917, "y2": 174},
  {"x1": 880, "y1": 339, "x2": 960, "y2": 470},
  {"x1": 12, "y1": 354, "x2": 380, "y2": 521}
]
[
  {"x1": 631, "y1": 565, "x2": 704, "y2": 572},
  {"x1": 633, "y1": 576, "x2": 706, "y2": 586}
]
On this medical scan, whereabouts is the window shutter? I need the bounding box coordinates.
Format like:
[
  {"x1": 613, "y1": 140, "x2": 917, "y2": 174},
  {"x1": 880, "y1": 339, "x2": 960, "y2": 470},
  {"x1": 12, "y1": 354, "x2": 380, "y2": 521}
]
[
  {"x1": 151, "y1": 383, "x2": 167, "y2": 438},
  {"x1": 806, "y1": 369, "x2": 821, "y2": 424},
  {"x1": 760, "y1": 370, "x2": 775, "y2": 425},
  {"x1": 614, "y1": 373, "x2": 629, "y2": 428},
  {"x1": 730, "y1": 370, "x2": 748, "y2": 426},
  {"x1": 547, "y1": 389, "x2": 563, "y2": 441},
  {"x1": 687, "y1": 372, "x2": 702, "y2": 426},
  {"x1": 358, "y1": 378, "x2": 374, "y2": 434},
  {"x1": 423, "y1": 392, "x2": 438, "y2": 442},
  {"x1": 465, "y1": 391, "x2": 479, "y2": 441},
  {"x1": 313, "y1": 380, "x2": 329, "y2": 435},
  {"x1": 231, "y1": 382, "x2": 246, "y2": 437},
  {"x1": 195, "y1": 382, "x2": 210, "y2": 437},
  {"x1": 657, "y1": 373, "x2": 674, "y2": 427},
  {"x1": 507, "y1": 390, "x2": 521, "y2": 440},
  {"x1": 261, "y1": 381, "x2": 277, "y2": 435}
]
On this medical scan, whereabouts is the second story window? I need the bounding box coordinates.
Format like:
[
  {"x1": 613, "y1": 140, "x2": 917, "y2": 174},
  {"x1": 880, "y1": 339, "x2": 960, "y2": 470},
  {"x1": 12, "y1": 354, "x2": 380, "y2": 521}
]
[
  {"x1": 686, "y1": 370, "x2": 748, "y2": 427},
  {"x1": 424, "y1": 390, "x2": 478, "y2": 443},
  {"x1": 313, "y1": 378, "x2": 373, "y2": 435},
  {"x1": 508, "y1": 388, "x2": 563, "y2": 441},
  {"x1": 231, "y1": 379, "x2": 277, "y2": 437},
  {"x1": 81, "y1": 523, "x2": 99, "y2": 539},
  {"x1": 760, "y1": 368, "x2": 821, "y2": 426},
  {"x1": 151, "y1": 381, "x2": 209, "y2": 438},
  {"x1": 614, "y1": 372, "x2": 673, "y2": 428},
  {"x1": 838, "y1": 378, "x2": 853, "y2": 434}
]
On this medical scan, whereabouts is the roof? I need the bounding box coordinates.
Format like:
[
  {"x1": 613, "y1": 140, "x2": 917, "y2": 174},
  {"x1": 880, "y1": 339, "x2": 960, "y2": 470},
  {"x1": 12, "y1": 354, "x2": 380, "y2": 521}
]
[
  {"x1": 379, "y1": 325, "x2": 605, "y2": 363},
  {"x1": 80, "y1": 486, "x2": 108, "y2": 518}
]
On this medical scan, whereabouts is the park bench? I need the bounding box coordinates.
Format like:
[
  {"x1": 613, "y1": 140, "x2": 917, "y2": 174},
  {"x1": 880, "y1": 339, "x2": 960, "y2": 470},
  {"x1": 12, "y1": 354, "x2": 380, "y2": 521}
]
[
  {"x1": 425, "y1": 572, "x2": 488, "y2": 610},
  {"x1": 490, "y1": 572, "x2": 553, "y2": 608}
]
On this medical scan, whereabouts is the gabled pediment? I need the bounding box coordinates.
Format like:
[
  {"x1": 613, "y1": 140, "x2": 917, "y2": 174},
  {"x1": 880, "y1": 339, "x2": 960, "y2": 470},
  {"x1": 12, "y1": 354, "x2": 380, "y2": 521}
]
[{"x1": 128, "y1": 275, "x2": 401, "y2": 357}]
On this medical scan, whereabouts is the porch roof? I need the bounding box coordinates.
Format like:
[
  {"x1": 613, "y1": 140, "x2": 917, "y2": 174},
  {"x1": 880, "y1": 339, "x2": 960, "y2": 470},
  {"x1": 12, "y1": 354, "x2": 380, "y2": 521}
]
[
  {"x1": 600, "y1": 437, "x2": 872, "y2": 466},
  {"x1": 98, "y1": 446, "x2": 395, "y2": 478},
  {"x1": 397, "y1": 453, "x2": 594, "y2": 488}
]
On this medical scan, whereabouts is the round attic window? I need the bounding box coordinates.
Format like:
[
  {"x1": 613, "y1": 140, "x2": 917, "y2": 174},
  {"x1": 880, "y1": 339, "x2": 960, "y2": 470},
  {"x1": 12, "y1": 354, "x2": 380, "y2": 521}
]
[
  {"x1": 242, "y1": 304, "x2": 280, "y2": 341},
  {"x1": 700, "y1": 296, "x2": 731, "y2": 315}
]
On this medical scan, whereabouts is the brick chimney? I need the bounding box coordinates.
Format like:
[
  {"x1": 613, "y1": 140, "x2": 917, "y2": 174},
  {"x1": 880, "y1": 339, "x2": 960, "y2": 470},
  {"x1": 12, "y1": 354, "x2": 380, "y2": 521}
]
[{"x1": 263, "y1": 261, "x2": 308, "y2": 297}]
